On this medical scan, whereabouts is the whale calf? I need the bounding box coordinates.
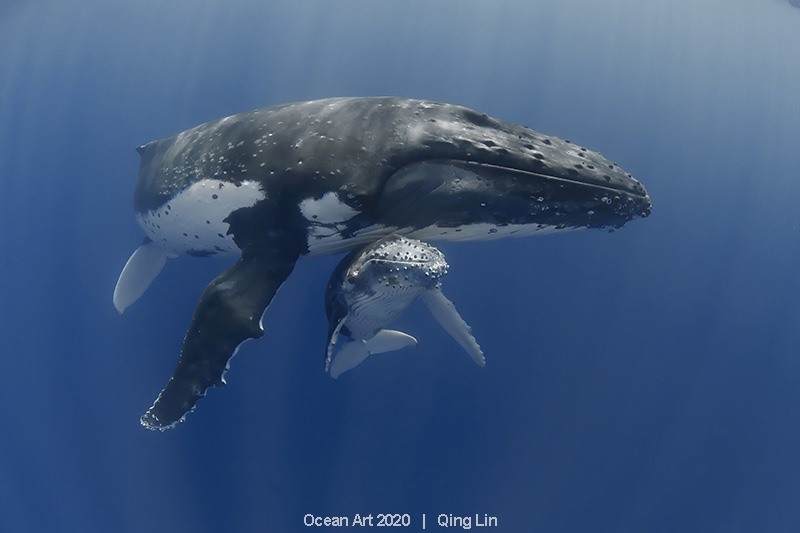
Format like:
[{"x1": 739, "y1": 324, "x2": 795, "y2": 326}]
[
  {"x1": 113, "y1": 96, "x2": 651, "y2": 430},
  {"x1": 325, "y1": 235, "x2": 483, "y2": 379}
]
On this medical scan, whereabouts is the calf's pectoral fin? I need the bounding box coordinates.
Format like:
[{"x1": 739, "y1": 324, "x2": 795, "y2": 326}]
[
  {"x1": 329, "y1": 340, "x2": 370, "y2": 380},
  {"x1": 140, "y1": 242, "x2": 299, "y2": 430},
  {"x1": 113, "y1": 239, "x2": 169, "y2": 314},
  {"x1": 422, "y1": 289, "x2": 485, "y2": 367},
  {"x1": 365, "y1": 330, "x2": 417, "y2": 354},
  {"x1": 325, "y1": 316, "x2": 348, "y2": 373},
  {"x1": 329, "y1": 330, "x2": 418, "y2": 379}
]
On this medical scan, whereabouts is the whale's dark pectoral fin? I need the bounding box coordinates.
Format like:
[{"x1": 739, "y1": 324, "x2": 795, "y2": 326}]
[{"x1": 141, "y1": 243, "x2": 300, "y2": 430}]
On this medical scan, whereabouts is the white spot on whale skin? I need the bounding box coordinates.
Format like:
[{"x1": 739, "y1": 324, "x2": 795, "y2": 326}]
[
  {"x1": 137, "y1": 179, "x2": 265, "y2": 257},
  {"x1": 299, "y1": 191, "x2": 361, "y2": 224}
]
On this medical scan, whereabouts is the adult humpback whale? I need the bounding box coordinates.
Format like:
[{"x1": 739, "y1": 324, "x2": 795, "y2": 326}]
[{"x1": 114, "y1": 96, "x2": 651, "y2": 430}]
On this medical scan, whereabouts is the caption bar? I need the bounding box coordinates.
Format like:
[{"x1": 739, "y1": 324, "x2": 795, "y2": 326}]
[{"x1": 303, "y1": 513, "x2": 498, "y2": 529}]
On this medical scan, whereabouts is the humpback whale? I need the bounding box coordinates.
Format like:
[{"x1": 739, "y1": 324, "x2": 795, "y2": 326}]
[
  {"x1": 113, "y1": 96, "x2": 651, "y2": 430},
  {"x1": 325, "y1": 235, "x2": 483, "y2": 379}
]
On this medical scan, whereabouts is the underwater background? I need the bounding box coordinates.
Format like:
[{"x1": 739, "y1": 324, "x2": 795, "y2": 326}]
[{"x1": 2, "y1": 0, "x2": 799, "y2": 531}]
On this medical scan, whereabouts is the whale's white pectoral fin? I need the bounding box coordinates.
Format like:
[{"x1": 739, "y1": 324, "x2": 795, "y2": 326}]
[
  {"x1": 329, "y1": 340, "x2": 371, "y2": 379},
  {"x1": 113, "y1": 240, "x2": 169, "y2": 314},
  {"x1": 329, "y1": 330, "x2": 417, "y2": 379},
  {"x1": 422, "y1": 289, "x2": 485, "y2": 367},
  {"x1": 325, "y1": 317, "x2": 349, "y2": 373},
  {"x1": 364, "y1": 329, "x2": 418, "y2": 354}
]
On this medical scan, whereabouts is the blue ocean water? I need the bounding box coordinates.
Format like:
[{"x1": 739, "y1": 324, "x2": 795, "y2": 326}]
[{"x1": 1, "y1": 0, "x2": 799, "y2": 531}]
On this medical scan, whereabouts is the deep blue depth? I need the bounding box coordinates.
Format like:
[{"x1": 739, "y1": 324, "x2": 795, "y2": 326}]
[{"x1": 1, "y1": 1, "x2": 799, "y2": 532}]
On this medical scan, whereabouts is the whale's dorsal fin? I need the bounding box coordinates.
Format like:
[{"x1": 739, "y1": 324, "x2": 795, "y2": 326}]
[
  {"x1": 135, "y1": 140, "x2": 158, "y2": 157},
  {"x1": 422, "y1": 288, "x2": 485, "y2": 367},
  {"x1": 113, "y1": 239, "x2": 169, "y2": 314},
  {"x1": 140, "y1": 236, "x2": 301, "y2": 430}
]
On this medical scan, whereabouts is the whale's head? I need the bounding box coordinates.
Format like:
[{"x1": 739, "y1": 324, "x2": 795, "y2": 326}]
[{"x1": 377, "y1": 101, "x2": 651, "y2": 240}]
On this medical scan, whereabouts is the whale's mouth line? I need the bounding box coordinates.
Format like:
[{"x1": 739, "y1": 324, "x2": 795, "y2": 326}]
[{"x1": 452, "y1": 160, "x2": 650, "y2": 199}]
